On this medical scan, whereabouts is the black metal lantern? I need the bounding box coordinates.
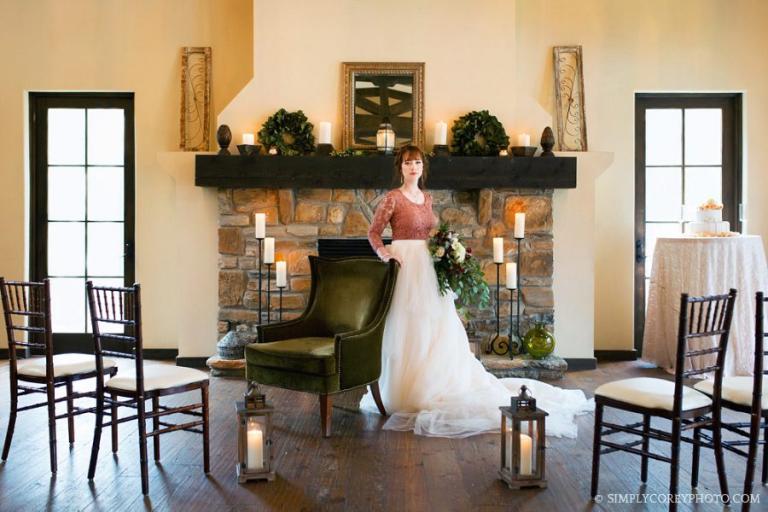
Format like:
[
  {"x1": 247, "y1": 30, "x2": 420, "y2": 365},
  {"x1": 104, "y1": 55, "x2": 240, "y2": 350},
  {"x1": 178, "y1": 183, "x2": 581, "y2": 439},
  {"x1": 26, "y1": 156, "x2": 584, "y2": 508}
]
[
  {"x1": 376, "y1": 117, "x2": 396, "y2": 155},
  {"x1": 236, "y1": 383, "x2": 275, "y2": 482},
  {"x1": 499, "y1": 385, "x2": 548, "y2": 489}
]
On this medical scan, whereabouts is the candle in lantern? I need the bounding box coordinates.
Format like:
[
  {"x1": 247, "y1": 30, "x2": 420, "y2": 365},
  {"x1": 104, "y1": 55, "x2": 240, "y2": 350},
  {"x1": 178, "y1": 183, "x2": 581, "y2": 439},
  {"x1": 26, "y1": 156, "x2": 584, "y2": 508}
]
[
  {"x1": 243, "y1": 133, "x2": 255, "y2": 145},
  {"x1": 264, "y1": 237, "x2": 275, "y2": 264},
  {"x1": 246, "y1": 420, "x2": 264, "y2": 470},
  {"x1": 517, "y1": 133, "x2": 531, "y2": 147},
  {"x1": 434, "y1": 121, "x2": 448, "y2": 145},
  {"x1": 514, "y1": 213, "x2": 526, "y2": 239},
  {"x1": 506, "y1": 263, "x2": 517, "y2": 289},
  {"x1": 276, "y1": 261, "x2": 287, "y2": 287},
  {"x1": 254, "y1": 213, "x2": 266, "y2": 239},
  {"x1": 319, "y1": 122, "x2": 331, "y2": 144},
  {"x1": 493, "y1": 237, "x2": 504, "y2": 263},
  {"x1": 519, "y1": 433, "x2": 533, "y2": 476}
]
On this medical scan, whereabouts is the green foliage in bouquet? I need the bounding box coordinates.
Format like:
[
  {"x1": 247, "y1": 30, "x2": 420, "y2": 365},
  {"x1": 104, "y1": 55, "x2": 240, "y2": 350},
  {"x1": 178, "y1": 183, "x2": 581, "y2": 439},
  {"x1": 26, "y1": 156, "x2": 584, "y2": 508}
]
[
  {"x1": 450, "y1": 110, "x2": 510, "y2": 156},
  {"x1": 429, "y1": 223, "x2": 490, "y2": 315},
  {"x1": 258, "y1": 108, "x2": 315, "y2": 156}
]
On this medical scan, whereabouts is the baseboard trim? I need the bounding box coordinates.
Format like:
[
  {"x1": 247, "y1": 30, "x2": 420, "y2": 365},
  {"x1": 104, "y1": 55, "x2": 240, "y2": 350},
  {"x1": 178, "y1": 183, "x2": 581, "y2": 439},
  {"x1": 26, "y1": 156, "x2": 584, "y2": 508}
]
[
  {"x1": 594, "y1": 350, "x2": 638, "y2": 362},
  {"x1": 144, "y1": 348, "x2": 179, "y2": 360},
  {"x1": 176, "y1": 356, "x2": 208, "y2": 369},
  {"x1": 564, "y1": 358, "x2": 597, "y2": 371}
]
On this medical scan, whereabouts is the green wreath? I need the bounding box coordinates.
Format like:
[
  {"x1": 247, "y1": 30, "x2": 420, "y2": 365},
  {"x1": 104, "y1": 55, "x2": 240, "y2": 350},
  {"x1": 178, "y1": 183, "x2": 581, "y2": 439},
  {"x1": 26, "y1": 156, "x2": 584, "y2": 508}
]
[
  {"x1": 450, "y1": 110, "x2": 510, "y2": 156},
  {"x1": 258, "y1": 108, "x2": 315, "y2": 156}
]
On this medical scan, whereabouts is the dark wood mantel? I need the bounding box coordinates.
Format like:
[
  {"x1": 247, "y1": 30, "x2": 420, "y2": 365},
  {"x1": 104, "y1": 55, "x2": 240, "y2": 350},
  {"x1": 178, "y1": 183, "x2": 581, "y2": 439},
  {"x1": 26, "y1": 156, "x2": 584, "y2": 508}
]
[{"x1": 195, "y1": 154, "x2": 576, "y2": 189}]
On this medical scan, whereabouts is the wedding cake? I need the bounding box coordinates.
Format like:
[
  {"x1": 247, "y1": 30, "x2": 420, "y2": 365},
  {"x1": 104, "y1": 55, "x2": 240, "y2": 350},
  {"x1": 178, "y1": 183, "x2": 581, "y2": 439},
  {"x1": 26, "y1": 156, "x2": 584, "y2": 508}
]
[{"x1": 685, "y1": 198, "x2": 731, "y2": 235}]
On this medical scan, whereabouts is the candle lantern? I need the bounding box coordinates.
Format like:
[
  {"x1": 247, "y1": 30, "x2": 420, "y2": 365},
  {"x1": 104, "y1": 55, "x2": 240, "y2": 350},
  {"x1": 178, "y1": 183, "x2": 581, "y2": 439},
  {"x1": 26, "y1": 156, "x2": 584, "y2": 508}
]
[
  {"x1": 376, "y1": 117, "x2": 396, "y2": 155},
  {"x1": 236, "y1": 383, "x2": 275, "y2": 482},
  {"x1": 499, "y1": 385, "x2": 548, "y2": 489}
]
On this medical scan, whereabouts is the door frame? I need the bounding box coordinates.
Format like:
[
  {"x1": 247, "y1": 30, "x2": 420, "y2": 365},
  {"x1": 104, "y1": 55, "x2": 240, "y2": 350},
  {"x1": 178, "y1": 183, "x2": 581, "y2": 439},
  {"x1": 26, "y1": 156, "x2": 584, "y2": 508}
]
[
  {"x1": 634, "y1": 92, "x2": 742, "y2": 353},
  {"x1": 28, "y1": 92, "x2": 135, "y2": 353}
]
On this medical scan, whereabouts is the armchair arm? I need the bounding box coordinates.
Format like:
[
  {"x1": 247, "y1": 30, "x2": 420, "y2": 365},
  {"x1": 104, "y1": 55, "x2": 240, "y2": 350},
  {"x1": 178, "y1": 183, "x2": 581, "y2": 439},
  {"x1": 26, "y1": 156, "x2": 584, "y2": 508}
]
[{"x1": 257, "y1": 315, "x2": 323, "y2": 343}]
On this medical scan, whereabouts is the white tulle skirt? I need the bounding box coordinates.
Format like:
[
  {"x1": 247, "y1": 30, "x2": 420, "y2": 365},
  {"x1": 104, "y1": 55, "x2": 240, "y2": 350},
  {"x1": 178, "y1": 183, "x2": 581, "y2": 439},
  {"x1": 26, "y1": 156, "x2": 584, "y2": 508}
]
[{"x1": 360, "y1": 240, "x2": 594, "y2": 438}]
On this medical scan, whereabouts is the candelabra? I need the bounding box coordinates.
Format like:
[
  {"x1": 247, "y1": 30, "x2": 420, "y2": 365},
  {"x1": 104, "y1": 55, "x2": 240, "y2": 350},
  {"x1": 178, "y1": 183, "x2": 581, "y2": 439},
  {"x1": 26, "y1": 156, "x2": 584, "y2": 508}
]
[{"x1": 265, "y1": 262, "x2": 273, "y2": 324}]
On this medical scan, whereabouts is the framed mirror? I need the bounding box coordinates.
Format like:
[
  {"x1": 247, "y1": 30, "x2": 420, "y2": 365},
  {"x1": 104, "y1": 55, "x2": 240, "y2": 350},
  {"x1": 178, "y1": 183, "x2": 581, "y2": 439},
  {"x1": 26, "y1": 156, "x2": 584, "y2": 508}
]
[{"x1": 342, "y1": 62, "x2": 424, "y2": 151}]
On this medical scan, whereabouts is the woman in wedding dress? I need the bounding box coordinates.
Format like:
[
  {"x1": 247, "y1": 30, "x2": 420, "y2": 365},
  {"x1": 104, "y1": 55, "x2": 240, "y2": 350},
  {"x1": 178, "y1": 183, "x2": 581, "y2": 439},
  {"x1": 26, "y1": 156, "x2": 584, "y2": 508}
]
[{"x1": 359, "y1": 145, "x2": 593, "y2": 438}]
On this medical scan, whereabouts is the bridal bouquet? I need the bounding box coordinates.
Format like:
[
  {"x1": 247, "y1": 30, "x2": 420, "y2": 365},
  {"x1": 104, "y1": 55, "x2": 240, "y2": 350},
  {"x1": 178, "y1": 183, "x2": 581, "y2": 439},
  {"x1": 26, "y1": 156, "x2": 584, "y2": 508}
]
[{"x1": 429, "y1": 223, "x2": 490, "y2": 311}]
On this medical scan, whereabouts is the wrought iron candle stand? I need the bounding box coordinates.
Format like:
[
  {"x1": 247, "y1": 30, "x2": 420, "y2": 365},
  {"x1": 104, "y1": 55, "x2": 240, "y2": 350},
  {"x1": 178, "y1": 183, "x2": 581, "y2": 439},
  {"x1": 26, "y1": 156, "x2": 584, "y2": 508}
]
[
  {"x1": 507, "y1": 281, "x2": 517, "y2": 360},
  {"x1": 277, "y1": 283, "x2": 286, "y2": 322},
  {"x1": 489, "y1": 262, "x2": 510, "y2": 356},
  {"x1": 513, "y1": 236, "x2": 524, "y2": 355},
  {"x1": 256, "y1": 236, "x2": 265, "y2": 325},
  {"x1": 265, "y1": 262, "x2": 273, "y2": 324}
]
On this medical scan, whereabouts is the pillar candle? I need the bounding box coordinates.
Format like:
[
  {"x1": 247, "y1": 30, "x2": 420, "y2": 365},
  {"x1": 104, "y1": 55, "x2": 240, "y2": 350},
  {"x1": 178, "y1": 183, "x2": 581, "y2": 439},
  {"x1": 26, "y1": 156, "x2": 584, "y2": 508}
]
[
  {"x1": 242, "y1": 133, "x2": 255, "y2": 145},
  {"x1": 319, "y1": 122, "x2": 331, "y2": 144},
  {"x1": 264, "y1": 237, "x2": 275, "y2": 264},
  {"x1": 434, "y1": 121, "x2": 448, "y2": 145},
  {"x1": 493, "y1": 237, "x2": 504, "y2": 263},
  {"x1": 506, "y1": 263, "x2": 517, "y2": 289},
  {"x1": 246, "y1": 420, "x2": 264, "y2": 470},
  {"x1": 514, "y1": 213, "x2": 526, "y2": 239},
  {"x1": 254, "y1": 213, "x2": 266, "y2": 239},
  {"x1": 276, "y1": 261, "x2": 287, "y2": 287},
  {"x1": 519, "y1": 433, "x2": 533, "y2": 476},
  {"x1": 517, "y1": 133, "x2": 531, "y2": 147}
]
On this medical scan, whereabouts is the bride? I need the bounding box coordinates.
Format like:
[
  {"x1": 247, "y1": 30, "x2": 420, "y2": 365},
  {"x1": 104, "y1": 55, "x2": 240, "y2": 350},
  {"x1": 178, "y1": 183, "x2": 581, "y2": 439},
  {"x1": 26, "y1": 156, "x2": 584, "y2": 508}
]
[{"x1": 360, "y1": 144, "x2": 593, "y2": 438}]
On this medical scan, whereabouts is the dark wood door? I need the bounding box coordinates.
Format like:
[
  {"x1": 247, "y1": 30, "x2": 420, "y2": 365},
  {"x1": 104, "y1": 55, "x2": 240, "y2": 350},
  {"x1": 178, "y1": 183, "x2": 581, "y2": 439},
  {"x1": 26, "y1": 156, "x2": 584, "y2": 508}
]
[
  {"x1": 29, "y1": 93, "x2": 135, "y2": 353},
  {"x1": 634, "y1": 93, "x2": 742, "y2": 353}
]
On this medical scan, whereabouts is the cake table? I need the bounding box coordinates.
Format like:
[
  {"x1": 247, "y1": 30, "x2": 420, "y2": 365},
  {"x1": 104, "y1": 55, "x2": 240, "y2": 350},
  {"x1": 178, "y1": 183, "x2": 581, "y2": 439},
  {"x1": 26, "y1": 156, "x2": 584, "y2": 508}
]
[{"x1": 642, "y1": 234, "x2": 768, "y2": 376}]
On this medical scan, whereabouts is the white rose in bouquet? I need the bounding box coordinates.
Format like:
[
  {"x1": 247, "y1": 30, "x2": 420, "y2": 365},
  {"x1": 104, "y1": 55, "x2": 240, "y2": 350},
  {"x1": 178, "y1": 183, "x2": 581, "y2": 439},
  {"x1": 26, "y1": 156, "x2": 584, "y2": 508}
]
[{"x1": 451, "y1": 241, "x2": 466, "y2": 263}]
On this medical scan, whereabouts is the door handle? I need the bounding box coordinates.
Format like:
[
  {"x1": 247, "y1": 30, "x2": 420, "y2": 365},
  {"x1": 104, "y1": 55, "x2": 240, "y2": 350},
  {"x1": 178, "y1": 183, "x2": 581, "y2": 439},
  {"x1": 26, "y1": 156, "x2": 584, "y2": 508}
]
[{"x1": 635, "y1": 239, "x2": 645, "y2": 263}]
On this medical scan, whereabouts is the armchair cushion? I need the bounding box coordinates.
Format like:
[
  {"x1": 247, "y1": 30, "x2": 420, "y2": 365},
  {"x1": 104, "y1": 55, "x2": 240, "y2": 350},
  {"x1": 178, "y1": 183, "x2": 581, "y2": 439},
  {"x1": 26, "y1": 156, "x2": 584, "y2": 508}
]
[{"x1": 246, "y1": 337, "x2": 337, "y2": 376}]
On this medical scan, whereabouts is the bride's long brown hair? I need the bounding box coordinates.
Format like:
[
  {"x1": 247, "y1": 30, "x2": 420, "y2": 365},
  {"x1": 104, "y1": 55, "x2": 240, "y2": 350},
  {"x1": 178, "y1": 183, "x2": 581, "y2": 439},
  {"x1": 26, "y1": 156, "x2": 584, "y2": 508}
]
[{"x1": 392, "y1": 145, "x2": 428, "y2": 189}]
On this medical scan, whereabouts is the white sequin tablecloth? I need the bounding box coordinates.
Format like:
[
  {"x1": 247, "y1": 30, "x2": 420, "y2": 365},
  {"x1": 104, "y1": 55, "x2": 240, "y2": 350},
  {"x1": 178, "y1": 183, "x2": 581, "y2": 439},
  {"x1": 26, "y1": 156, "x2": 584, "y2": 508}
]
[{"x1": 642, "y1": 235, "x2": 768, "y2": 376}]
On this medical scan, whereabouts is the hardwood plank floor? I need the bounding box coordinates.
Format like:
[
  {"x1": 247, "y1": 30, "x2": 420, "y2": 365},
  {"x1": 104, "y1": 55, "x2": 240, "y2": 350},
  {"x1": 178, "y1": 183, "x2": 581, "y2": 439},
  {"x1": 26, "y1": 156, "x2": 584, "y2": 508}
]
[{"x1": 0, "y1": 359, "x2": 765, "y2": 511}]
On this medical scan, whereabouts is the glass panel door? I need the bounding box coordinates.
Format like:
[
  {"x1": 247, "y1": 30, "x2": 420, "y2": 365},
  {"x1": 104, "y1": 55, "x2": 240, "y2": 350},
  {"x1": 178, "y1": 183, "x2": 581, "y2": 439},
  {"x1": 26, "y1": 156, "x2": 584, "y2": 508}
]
[
  {"x1": 634, "y1": 94, "x2": 741, "y2": 353},
  {"x1": 30, "y1": 93, "x2": 135, "y2": 352}
]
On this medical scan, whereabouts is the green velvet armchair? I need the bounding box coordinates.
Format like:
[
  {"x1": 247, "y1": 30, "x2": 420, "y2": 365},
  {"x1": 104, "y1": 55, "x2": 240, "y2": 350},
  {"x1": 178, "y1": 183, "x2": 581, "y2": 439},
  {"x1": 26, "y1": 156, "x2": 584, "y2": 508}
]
[{"x1": 245, "y1": 256, "x2": 399, "y2": 437}]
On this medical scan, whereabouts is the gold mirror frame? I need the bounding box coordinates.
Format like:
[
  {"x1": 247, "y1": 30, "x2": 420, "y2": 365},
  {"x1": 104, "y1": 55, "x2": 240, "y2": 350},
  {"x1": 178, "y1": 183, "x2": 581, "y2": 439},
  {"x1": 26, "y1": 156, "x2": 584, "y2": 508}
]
[{"x1": 342, "y1": 62, "x2": 425, "y2": 151}]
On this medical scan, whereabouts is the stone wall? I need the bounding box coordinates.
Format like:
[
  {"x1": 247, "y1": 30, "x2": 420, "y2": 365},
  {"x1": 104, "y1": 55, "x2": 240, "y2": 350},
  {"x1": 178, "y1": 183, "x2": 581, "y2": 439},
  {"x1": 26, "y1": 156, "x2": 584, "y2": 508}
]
[{"x1": 217, "y1": 188, "x2": 554, "y2": 346}]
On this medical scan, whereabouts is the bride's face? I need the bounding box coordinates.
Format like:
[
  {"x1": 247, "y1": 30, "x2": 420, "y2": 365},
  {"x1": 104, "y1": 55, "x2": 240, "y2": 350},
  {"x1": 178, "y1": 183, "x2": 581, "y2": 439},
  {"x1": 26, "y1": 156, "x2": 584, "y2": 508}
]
[{"x1": 401, "y1": 156, "x2": 423, "y2": 185}]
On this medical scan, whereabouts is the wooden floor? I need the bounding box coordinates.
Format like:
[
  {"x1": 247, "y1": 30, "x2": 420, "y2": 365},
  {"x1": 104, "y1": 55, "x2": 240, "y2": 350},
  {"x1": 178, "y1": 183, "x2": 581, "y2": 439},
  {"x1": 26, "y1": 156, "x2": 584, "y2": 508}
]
[{"x1": 0, "y1": 359, "x2": 765, "y2": 511}]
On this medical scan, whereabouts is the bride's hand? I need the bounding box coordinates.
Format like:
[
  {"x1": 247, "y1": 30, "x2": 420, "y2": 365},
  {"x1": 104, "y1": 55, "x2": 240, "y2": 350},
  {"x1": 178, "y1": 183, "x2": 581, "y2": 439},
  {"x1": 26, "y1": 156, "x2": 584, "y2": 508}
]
[{"x1": 377, "y1": 249, "x2": 402, "y2": 265}]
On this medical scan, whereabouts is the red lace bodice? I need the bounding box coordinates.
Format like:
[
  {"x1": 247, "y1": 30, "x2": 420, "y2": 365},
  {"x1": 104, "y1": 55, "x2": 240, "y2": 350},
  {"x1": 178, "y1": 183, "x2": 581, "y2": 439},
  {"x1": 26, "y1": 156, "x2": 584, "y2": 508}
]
[{"x1": 368, "y1": 189, "x2": 438, "y2": 252}]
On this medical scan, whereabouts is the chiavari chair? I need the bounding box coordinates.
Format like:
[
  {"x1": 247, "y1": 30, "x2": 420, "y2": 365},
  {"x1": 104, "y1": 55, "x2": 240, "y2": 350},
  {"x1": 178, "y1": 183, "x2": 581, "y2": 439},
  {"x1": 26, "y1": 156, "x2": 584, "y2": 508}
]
[
  {"x1": 591, "y1": 289, "x2": 737, "y2": 511},
  {"x1": 86, "y1": 282, "x2": 209, "y2": 495}
]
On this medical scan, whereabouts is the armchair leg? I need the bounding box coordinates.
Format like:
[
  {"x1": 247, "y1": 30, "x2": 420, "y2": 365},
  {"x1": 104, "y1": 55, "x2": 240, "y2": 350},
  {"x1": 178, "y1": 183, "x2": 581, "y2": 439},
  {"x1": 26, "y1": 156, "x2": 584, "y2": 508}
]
[
  {"x1": 370, "y1": 381, "x2": 388, "y2": 417},
  {"x1": 319, "y1": 394, "x2": 332, "y2": 438}
]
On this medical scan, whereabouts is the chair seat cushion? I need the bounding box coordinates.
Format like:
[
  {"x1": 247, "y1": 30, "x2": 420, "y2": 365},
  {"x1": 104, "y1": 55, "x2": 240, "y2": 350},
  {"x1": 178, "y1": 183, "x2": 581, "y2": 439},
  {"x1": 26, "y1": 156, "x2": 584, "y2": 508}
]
[
  {"x1": 595, "y1": 377, "x2": 712, "y2": 411},
  {"x1": 245, "y1": 337, "x2": 337, "y2": 376},
  {"x1": 694, "y1": 376, "x2": 768, "y2": 409},
  {"x1": 106, "y1": 364, "x2": 208, "y2": 392},
  {"x1": 17, "y1": 353, "x2": 117, "y2": 378}
]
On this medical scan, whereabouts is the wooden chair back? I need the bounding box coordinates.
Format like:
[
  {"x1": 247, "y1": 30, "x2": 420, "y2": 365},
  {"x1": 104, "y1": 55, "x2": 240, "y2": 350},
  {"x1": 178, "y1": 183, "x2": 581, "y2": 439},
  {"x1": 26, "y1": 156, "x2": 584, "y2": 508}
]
[
  {"x1": 86, "y1": 282, "x2": 144, "y2": 395},
  {"x1": 673, "y1": 288, "x2": 737, "y2": 415},
  {"x1": 0, "y1": 278, "x2": 52, "y2": 375},
  {"x1": 752, "y1": 292, "x2": 767, "y2": 416}
]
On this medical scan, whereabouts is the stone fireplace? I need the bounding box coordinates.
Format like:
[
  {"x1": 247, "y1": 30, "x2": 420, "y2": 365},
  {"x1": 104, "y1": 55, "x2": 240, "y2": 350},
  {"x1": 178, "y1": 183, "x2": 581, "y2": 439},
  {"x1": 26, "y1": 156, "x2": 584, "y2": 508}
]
[{"x1": 216, "y1": 186, "x2": 554, "y2": 347}]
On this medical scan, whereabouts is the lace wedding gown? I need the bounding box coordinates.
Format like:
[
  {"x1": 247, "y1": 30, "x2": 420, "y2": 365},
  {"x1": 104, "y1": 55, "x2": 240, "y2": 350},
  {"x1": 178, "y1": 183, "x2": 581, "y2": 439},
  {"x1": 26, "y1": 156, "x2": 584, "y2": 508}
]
[{"x1": 360, "y1": 189, "x2": 593, "y2": 438}]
